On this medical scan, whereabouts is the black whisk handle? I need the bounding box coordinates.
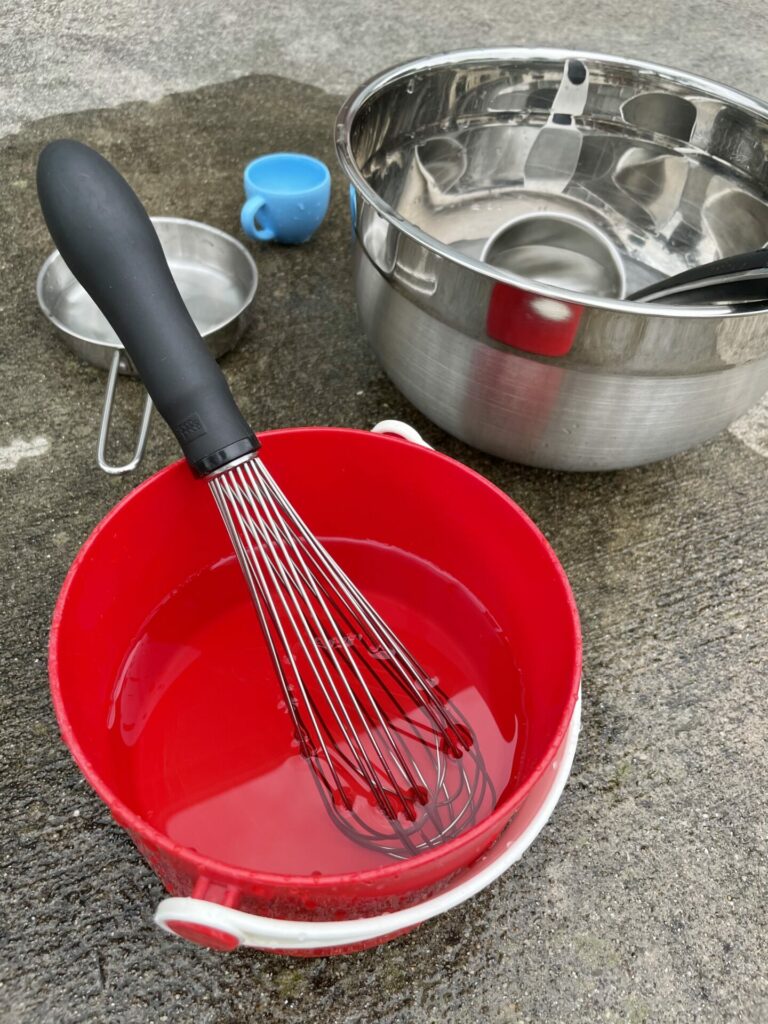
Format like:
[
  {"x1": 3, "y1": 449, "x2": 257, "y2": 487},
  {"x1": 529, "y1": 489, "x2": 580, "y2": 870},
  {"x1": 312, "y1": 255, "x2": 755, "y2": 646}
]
[{"x1": 37, "y1": 139, "x2": 258, "y2": 474}]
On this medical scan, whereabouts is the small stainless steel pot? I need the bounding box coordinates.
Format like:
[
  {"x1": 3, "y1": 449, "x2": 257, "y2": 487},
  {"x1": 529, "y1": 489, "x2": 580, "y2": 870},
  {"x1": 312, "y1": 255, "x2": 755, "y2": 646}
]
[
  {"x1": 37, "y1": 217, "x2": 257, "y2": 474},
  {"x1": 336, "y1": 49, "x2": 768, "y2": 470},
  {"x1": 481, "y1": 211, "x2": 627, "y2": 298}
]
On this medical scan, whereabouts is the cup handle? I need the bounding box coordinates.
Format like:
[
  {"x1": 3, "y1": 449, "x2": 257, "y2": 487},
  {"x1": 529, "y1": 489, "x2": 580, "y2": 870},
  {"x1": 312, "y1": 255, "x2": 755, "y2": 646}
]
[{"x1": 240, "y1": 195, "x2": 275, "y2": 241}]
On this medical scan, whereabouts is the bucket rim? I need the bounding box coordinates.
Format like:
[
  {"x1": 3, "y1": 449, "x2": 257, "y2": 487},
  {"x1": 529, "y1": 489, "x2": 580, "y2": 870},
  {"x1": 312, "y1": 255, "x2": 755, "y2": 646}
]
[{"x1": 49, "y1": 425, "x2": 582, "y2": 892}]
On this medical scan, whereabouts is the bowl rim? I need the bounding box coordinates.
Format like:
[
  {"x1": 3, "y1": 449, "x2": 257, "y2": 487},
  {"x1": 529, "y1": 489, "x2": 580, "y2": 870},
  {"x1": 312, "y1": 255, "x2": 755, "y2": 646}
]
[
  {"x1": 335, "y1": 46, "x2": 768, "y2": 320},
  {"x1": 36, "y1": 216, "x2": 259, "y2": 352},
  {"x1": 48, "y1": 426, "x2": 582, "y2": 892}
]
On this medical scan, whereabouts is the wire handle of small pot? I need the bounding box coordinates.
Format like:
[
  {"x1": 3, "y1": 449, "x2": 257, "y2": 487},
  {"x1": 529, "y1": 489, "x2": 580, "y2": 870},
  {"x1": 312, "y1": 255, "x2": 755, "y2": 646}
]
[
  {"x1": 153, "y1": 693, "x2": 580, "y2": 952},
  {"x1": 96, "y1": 350, "x2": 154, "y2": 475}
]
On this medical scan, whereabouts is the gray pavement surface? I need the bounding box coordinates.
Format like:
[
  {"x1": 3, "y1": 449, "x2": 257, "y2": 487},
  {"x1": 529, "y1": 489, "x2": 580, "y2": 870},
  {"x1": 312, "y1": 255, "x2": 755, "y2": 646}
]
[
  {"x1": 1, "y1": 12, "x2": 768, "y2": 1024},
  {"x1": 3, "y1": 0, "x2": 768, "y2": 138}
]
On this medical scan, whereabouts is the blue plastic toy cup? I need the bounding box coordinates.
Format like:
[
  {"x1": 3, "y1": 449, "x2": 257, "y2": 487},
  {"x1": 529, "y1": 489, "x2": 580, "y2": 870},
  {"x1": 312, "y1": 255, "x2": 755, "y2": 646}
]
[{"x1": 240, "y1": 154, "x2": 331, "y2": 244}]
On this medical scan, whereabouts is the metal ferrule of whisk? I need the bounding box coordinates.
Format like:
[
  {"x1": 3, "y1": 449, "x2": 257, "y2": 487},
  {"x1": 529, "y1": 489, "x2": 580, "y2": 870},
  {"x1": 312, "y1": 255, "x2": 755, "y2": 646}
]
[
  {"x1": 37, "y1": 139, "x2": 495, "y2": 862},
  {"x1": 208, "y1": 452, "x2": 496, "y2": 859}
]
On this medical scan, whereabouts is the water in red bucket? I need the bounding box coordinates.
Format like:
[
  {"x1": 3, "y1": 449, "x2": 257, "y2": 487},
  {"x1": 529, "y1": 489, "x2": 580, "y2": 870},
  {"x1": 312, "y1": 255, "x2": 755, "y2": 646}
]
[{"x1": 108, "y1": 539, "x2": 524, "y2": 874}]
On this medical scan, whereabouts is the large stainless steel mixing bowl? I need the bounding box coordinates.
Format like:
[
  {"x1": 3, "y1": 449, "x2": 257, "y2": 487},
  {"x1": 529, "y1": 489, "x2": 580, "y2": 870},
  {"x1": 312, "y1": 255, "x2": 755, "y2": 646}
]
[{"x1": 336, "y1": 49, "x2": 768, "y2": 470}]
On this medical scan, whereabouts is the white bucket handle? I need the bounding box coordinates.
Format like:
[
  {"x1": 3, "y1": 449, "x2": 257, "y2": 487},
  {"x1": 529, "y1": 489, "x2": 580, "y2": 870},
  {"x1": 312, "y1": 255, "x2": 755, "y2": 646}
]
[
  {"x1": 155, "y1": 696, "x2": 580, "y2": 951},
  {"x1": 370, "y1": 419, "x2": 433, "y2": 448}
]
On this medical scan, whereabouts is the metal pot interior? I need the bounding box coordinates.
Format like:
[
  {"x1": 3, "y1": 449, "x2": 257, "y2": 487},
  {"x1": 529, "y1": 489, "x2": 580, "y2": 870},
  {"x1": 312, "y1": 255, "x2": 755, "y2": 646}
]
[{"x1": 343, "y1": 51, "x2": 768, "y2": 298}]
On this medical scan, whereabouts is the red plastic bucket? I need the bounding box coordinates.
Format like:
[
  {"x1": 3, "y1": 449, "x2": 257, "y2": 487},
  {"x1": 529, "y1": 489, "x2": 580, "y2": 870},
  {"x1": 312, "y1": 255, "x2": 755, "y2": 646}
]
[{"x1": 49, "y1": 426, "x2": 581, "y2": 953}]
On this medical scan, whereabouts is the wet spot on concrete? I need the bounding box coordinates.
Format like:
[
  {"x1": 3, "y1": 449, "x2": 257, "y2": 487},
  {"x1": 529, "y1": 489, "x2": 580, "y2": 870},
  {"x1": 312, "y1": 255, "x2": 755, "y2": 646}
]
[{"x1": 1, "y1": 70, "x2": 766, "y2": 1024}]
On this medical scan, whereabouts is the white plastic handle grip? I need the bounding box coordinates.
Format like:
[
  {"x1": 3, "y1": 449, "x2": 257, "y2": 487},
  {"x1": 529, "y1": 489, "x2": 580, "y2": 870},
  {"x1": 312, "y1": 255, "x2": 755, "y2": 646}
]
[{"x1": 155, "y1": 696, "x2": 580, "y2": 951}]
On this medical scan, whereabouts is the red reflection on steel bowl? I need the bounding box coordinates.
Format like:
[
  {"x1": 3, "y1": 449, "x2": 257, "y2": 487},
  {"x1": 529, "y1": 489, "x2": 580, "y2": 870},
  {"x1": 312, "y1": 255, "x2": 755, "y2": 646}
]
[{"x1": 487, "y1": 281, "x2": 583, "y2": 356}]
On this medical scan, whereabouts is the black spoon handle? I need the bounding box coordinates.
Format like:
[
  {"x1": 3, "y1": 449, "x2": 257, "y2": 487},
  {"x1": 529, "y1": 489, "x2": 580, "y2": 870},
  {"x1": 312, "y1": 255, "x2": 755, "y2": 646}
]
[
  {"x1": 37, "y1": 139, "x2": 258, "y2": 475},
  {"x1": 630, "y1": 247, "x2": 768, "y2": 302}
]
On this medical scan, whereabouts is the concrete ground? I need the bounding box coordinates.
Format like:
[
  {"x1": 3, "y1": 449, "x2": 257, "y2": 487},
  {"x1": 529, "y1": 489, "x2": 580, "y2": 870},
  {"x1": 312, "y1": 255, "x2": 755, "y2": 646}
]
[
  {"x1": 3, "y1": 0, "x2": 768, "y2": 138},
  {"x1": 1, "y1": 5, "x2": 767, "y2": 1022}
]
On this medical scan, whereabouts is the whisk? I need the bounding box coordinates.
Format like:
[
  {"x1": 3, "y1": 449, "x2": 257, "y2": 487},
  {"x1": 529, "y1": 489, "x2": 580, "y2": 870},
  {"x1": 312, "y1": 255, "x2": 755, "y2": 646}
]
[{"x1": 38, "y1": 140, "x2": 495, "y2": 859}]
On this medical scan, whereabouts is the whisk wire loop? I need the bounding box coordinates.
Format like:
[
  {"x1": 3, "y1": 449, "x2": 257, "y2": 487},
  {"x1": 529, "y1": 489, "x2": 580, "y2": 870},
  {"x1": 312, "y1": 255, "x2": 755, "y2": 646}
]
[{"x1": 209, "y1": 455, "x2": 496, "y2": 859}]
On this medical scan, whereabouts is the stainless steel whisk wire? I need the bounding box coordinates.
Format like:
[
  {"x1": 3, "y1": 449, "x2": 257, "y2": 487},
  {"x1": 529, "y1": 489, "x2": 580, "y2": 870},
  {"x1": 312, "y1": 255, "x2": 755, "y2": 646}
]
[
  {"x1": 210, "y1": 455, "x2": 496, "y2": 859},
  {"x1": 213, "y1": 459, "x2": 431, "y2": 802}
]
